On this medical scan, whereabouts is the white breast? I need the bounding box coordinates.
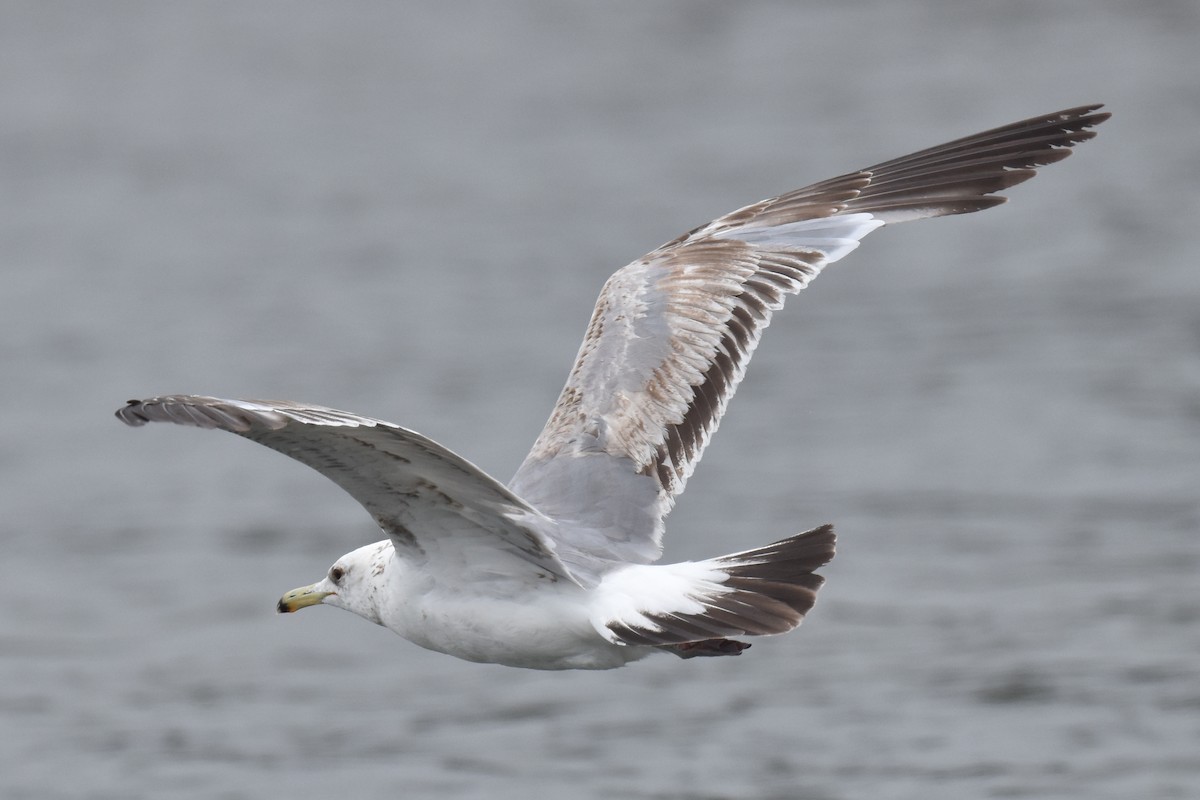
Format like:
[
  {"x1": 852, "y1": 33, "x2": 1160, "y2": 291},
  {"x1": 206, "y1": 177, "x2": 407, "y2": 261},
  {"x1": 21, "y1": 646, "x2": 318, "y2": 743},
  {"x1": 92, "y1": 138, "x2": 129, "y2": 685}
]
[{"x1": 374, "y1": 563, "x2": 647, "y2": 670}]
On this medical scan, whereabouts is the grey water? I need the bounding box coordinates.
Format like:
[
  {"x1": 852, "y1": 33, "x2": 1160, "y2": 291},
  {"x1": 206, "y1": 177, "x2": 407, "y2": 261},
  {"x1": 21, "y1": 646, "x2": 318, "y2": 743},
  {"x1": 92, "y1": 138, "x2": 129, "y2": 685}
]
[{"x1": 2, "y1": 2, "x2": 1198, "y2": 798}]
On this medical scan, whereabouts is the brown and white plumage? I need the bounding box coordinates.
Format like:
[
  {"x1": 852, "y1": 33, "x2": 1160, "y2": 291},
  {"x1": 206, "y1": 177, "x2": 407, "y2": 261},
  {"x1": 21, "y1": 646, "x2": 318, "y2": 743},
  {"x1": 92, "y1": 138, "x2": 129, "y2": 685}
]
[{"x1": 118, "y1": 105, "x2": 1108, "y2": 669}]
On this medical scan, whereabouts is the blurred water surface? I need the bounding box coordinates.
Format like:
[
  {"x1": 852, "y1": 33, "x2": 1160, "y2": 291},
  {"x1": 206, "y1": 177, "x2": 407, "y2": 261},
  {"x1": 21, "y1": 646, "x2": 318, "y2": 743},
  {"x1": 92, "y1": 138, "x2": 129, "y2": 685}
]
[{"x1": 2, "y1": 2, "x2": 1198, "y2": 798}]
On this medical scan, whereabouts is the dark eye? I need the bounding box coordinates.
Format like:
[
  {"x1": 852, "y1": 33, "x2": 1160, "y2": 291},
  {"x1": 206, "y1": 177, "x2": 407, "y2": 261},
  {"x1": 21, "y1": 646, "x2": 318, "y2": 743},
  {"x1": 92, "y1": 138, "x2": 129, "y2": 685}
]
[{"x1": 329, "y1": 566, "x2": 345, "y2": 584}]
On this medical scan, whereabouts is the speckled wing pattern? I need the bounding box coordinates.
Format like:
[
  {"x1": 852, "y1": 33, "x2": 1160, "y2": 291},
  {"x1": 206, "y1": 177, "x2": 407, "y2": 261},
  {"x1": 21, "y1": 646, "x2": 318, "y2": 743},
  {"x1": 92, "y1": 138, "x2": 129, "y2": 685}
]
[
  {"x1": 509, "y1": 104, "x2": 1109, "y2": 575},
  {"x1": 117, "y1": 396, "x2": 574, "y2": 585}
]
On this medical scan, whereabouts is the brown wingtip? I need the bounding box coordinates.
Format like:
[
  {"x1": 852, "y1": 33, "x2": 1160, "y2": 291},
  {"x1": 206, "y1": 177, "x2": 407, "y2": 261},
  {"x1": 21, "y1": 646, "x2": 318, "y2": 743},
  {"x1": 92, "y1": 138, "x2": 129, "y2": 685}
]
[
  {"x1": 839, "y1": 103, "x2": 1111, "y2": 222},
  {"x1": 116, "y1": 399, "x2": 150, "y2": 426}
]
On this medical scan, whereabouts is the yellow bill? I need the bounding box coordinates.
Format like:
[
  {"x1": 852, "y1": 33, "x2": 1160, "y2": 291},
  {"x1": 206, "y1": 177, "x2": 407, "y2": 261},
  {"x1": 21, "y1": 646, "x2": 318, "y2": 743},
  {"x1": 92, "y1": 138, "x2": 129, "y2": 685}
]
[{"x1": 277, "y1": 583, "x2": 334, "y2": 614}]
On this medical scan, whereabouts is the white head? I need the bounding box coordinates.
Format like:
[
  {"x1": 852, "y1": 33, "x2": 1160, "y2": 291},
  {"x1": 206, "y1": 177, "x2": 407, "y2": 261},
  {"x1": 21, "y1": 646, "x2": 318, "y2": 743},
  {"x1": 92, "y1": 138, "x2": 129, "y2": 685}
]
[{"x1": 277, "y1": 541, "x2": 392, "y2": 625}]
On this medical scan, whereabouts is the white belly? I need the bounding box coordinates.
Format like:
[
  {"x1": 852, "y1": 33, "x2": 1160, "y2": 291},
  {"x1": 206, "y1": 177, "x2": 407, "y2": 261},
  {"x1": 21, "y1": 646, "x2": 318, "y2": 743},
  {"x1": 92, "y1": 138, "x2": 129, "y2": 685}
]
[{"x1": 377, "y1": 577, "x2": 650, "y2": 670}]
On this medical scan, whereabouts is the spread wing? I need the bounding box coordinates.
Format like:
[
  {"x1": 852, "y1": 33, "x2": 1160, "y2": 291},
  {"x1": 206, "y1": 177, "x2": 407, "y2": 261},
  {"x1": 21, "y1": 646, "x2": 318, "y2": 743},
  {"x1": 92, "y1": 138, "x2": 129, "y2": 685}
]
[
  {"x1": 117, "y1": 396, "x2": 576, "y2": 586},
  {"x1": 509, "y1": 104, "x2": 1109, "y2": 573}
]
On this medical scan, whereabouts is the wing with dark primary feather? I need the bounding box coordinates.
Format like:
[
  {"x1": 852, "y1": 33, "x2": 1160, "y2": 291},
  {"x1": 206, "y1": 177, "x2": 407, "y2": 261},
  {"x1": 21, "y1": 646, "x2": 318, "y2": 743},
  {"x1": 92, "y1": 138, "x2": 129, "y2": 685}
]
[
  {"x1": 117, "y1": 396, "x2": 575, "y2": 586},
  {"x1": 509, "y1": 104, "x2": 1109, "y2": 575}
]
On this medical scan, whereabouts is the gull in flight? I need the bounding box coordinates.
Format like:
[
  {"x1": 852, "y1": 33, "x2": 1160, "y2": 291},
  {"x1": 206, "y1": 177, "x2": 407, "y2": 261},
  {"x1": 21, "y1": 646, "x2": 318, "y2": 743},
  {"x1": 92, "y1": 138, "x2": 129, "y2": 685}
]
[{"x1": 118, "y1": 105, "x2": 1108, "y2": 670}]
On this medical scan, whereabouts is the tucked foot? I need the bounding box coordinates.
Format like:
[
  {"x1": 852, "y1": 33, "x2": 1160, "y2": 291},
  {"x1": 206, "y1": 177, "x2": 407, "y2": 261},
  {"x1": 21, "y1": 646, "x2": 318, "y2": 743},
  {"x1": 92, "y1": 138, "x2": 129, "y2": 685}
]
[{"x1": 668, "y1": 639, "x2": 752, "y2": 659}]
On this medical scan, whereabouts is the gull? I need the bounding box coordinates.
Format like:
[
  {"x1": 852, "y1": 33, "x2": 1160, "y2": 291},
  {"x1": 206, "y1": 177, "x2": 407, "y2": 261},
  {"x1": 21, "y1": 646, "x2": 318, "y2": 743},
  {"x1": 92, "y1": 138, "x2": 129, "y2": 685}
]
[{"x1": 117, "y1": 104, "x2": 1108, "y2": 670}]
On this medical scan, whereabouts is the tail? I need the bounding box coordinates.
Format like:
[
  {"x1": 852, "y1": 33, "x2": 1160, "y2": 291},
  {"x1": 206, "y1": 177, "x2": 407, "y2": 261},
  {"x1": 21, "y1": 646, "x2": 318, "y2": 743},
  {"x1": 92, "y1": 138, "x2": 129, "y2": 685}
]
[{"x1": 592, "y1": 525, "x2": 836, "y2": 650}]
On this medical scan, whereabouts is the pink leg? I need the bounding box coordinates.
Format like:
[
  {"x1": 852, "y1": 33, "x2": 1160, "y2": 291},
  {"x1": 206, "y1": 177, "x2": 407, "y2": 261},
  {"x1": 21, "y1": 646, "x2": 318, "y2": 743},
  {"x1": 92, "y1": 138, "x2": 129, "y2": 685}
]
[{"x1": 670, "y1": 639, "x2": 752, "y2": 658}]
